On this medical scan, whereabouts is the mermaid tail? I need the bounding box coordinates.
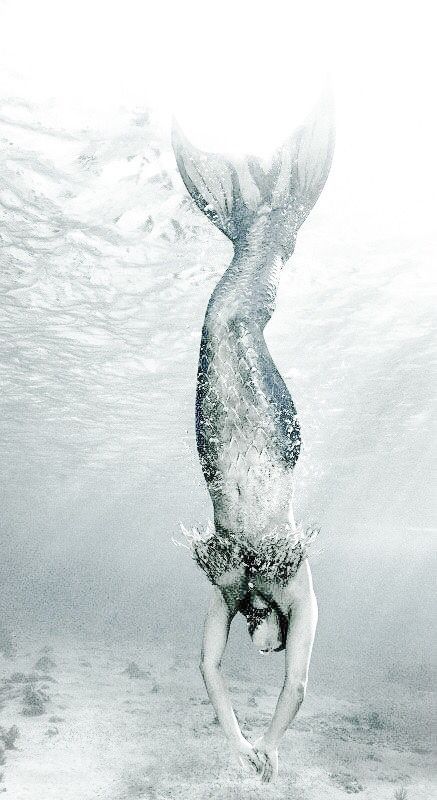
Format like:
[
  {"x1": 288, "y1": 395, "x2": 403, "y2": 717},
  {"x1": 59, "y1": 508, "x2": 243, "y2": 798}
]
[
  {"x1": 172, "y1": 95, "x2": 334, "y2": 557},
  {"x1": 172, "y1": 93, "x2": 334, "y2": 256}
]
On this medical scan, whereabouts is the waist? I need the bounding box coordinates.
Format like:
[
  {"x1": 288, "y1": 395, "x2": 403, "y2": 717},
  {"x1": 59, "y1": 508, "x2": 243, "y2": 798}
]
[{"x1": 198, "y1": 525, "x2": 304, "y2": 586}]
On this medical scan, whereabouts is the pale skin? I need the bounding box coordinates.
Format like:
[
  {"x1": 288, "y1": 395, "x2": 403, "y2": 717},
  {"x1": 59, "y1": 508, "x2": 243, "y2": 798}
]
[{"x1": 199, "y1": 558, "x2": 318, "y2": 783}]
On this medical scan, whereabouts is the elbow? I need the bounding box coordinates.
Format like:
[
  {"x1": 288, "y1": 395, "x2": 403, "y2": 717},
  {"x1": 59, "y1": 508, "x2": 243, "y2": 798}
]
[
  {"x1": 296, "y1": 681, "x2": 307, "y2": 708},
  {"x1": 284, "y1": 678, "x2": 307, "y2": 709},
  {"x1": 199, "y1": 658, "x2": 218, "y2": 678}
]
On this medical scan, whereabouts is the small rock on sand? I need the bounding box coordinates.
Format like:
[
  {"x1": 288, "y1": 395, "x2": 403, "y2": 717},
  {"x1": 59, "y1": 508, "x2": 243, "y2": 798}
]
[
  {"x1": 7, "y1": 672, "x2": 30, "y2": 684},
  {"x1": 329, "y1": 772, "x2": 364, "y2": 793},
  {"x1": 21, "y1": 685, "x2": 49, "y2": 716},
  {"x1": 0, "y1": 725, "x2": 19, "y2": 750},
  {"x1": 247, "y1": 696, "x2": 257, "y2": 707},
  {"x1": 34, "y1": 656, "x2": 57, "y2": 671},
  {"x1": 122, "y1": 662, "x2": 149, "y2": 679}
]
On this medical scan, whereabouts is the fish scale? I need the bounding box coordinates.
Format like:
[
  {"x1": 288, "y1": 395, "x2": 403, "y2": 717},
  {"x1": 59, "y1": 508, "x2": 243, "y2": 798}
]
[
  {"x1": 193, "y1": 232, "x2": 302, "y2": 545},
  {"x1": 172, "y1": 97, "x2": 334, "y2": 573}
]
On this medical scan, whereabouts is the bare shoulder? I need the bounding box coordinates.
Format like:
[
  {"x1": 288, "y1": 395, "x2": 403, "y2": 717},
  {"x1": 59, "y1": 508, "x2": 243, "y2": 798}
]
[
  {"x1": 290, "y1": 558, "x2": 315, "y2": 597},
  {"x1": 273, "y1": 559, "x2": 317, "y2": 614}
]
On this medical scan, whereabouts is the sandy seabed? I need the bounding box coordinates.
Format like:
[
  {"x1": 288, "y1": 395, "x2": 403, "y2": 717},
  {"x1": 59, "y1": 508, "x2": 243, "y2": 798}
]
[{"x1": 0, "y1": 632, "x2": 434, "y2": 800}]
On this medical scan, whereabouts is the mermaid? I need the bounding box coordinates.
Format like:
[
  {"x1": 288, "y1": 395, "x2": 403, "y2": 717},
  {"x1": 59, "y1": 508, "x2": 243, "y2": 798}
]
[{"x1": 172, "y1": 95, "x2": 334, "y2": 782}]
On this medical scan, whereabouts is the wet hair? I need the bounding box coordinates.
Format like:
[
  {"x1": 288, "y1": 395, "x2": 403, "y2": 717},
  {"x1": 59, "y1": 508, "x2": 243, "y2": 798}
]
[
  {"x1": 239, "y1": 595, "x2": 289, "y2": 652},
  {"x1": 239, "y1": 597, "x2": 271, "y2": 636},
  {"x1": 274, "y1": 609, "x2": 289, "y2": 652}
]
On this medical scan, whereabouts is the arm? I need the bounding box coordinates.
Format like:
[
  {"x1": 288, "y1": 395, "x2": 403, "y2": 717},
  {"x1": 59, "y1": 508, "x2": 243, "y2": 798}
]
[
  {"x1": 255, "y1": 560, "x2": 318, "y2": 781},
  {"x1": 200, "y1": 585, "x2": 263, "y2": 773}
]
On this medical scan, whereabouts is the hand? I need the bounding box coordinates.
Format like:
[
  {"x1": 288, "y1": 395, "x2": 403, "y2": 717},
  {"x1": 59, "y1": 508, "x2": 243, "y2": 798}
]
[
  {"x1": 253, "y1": 736, "x2": 279, "y2": 783},
  {"x1": 232, "y1": 737, "x2": 265, "y2": 776}
]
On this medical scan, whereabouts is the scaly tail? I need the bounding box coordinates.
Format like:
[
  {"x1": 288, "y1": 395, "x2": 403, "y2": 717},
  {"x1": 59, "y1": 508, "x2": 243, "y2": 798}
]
[
  {"x1": 172, "y1": 92, "x2": 335, "y2": 257},
  {"x1": 172, "y1": 94, "x2": 334, "y2": 554}
]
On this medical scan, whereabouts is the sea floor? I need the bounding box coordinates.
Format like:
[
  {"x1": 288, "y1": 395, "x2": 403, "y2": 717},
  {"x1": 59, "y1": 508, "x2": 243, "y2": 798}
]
[{"x1": 0, "y1": 633, "x2": 434, "y2": 800}]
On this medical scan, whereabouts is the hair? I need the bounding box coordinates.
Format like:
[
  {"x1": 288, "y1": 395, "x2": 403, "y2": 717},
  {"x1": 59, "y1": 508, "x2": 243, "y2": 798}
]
[
  {"x1": 274, "y1": 608, "x2": 289, "y2": 652},
  {"x1": 239, "y1": 594, "x2": 289, "y2": 652}
]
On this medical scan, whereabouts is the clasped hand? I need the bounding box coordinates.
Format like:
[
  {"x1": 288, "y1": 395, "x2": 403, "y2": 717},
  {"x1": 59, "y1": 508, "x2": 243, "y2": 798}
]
[{"x1": 234, "y1": 736, "x2": 279, "y2": 783}]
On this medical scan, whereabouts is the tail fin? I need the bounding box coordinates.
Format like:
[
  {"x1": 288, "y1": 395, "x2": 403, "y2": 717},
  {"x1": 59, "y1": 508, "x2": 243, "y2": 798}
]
[{"x1": 172, "y1": 93, "x2": 335, "y2": 256}]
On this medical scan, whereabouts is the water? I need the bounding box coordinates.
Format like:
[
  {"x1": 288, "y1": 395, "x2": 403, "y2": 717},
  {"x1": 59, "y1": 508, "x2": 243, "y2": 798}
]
[{"x1": 0, "y1": 96, "x2": 434, "y2": 798}]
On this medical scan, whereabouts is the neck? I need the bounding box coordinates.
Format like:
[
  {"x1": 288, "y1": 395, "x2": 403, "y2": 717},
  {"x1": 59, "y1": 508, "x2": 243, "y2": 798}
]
[{"x1": 250, "y1": 590, "x2": 270, "y2": 609}]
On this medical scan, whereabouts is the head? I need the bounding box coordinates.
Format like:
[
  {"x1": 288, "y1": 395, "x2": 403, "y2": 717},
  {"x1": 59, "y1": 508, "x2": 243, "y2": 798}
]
[{"x1": 241, "y1": 592, "x2": 288, "y2": 653}]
